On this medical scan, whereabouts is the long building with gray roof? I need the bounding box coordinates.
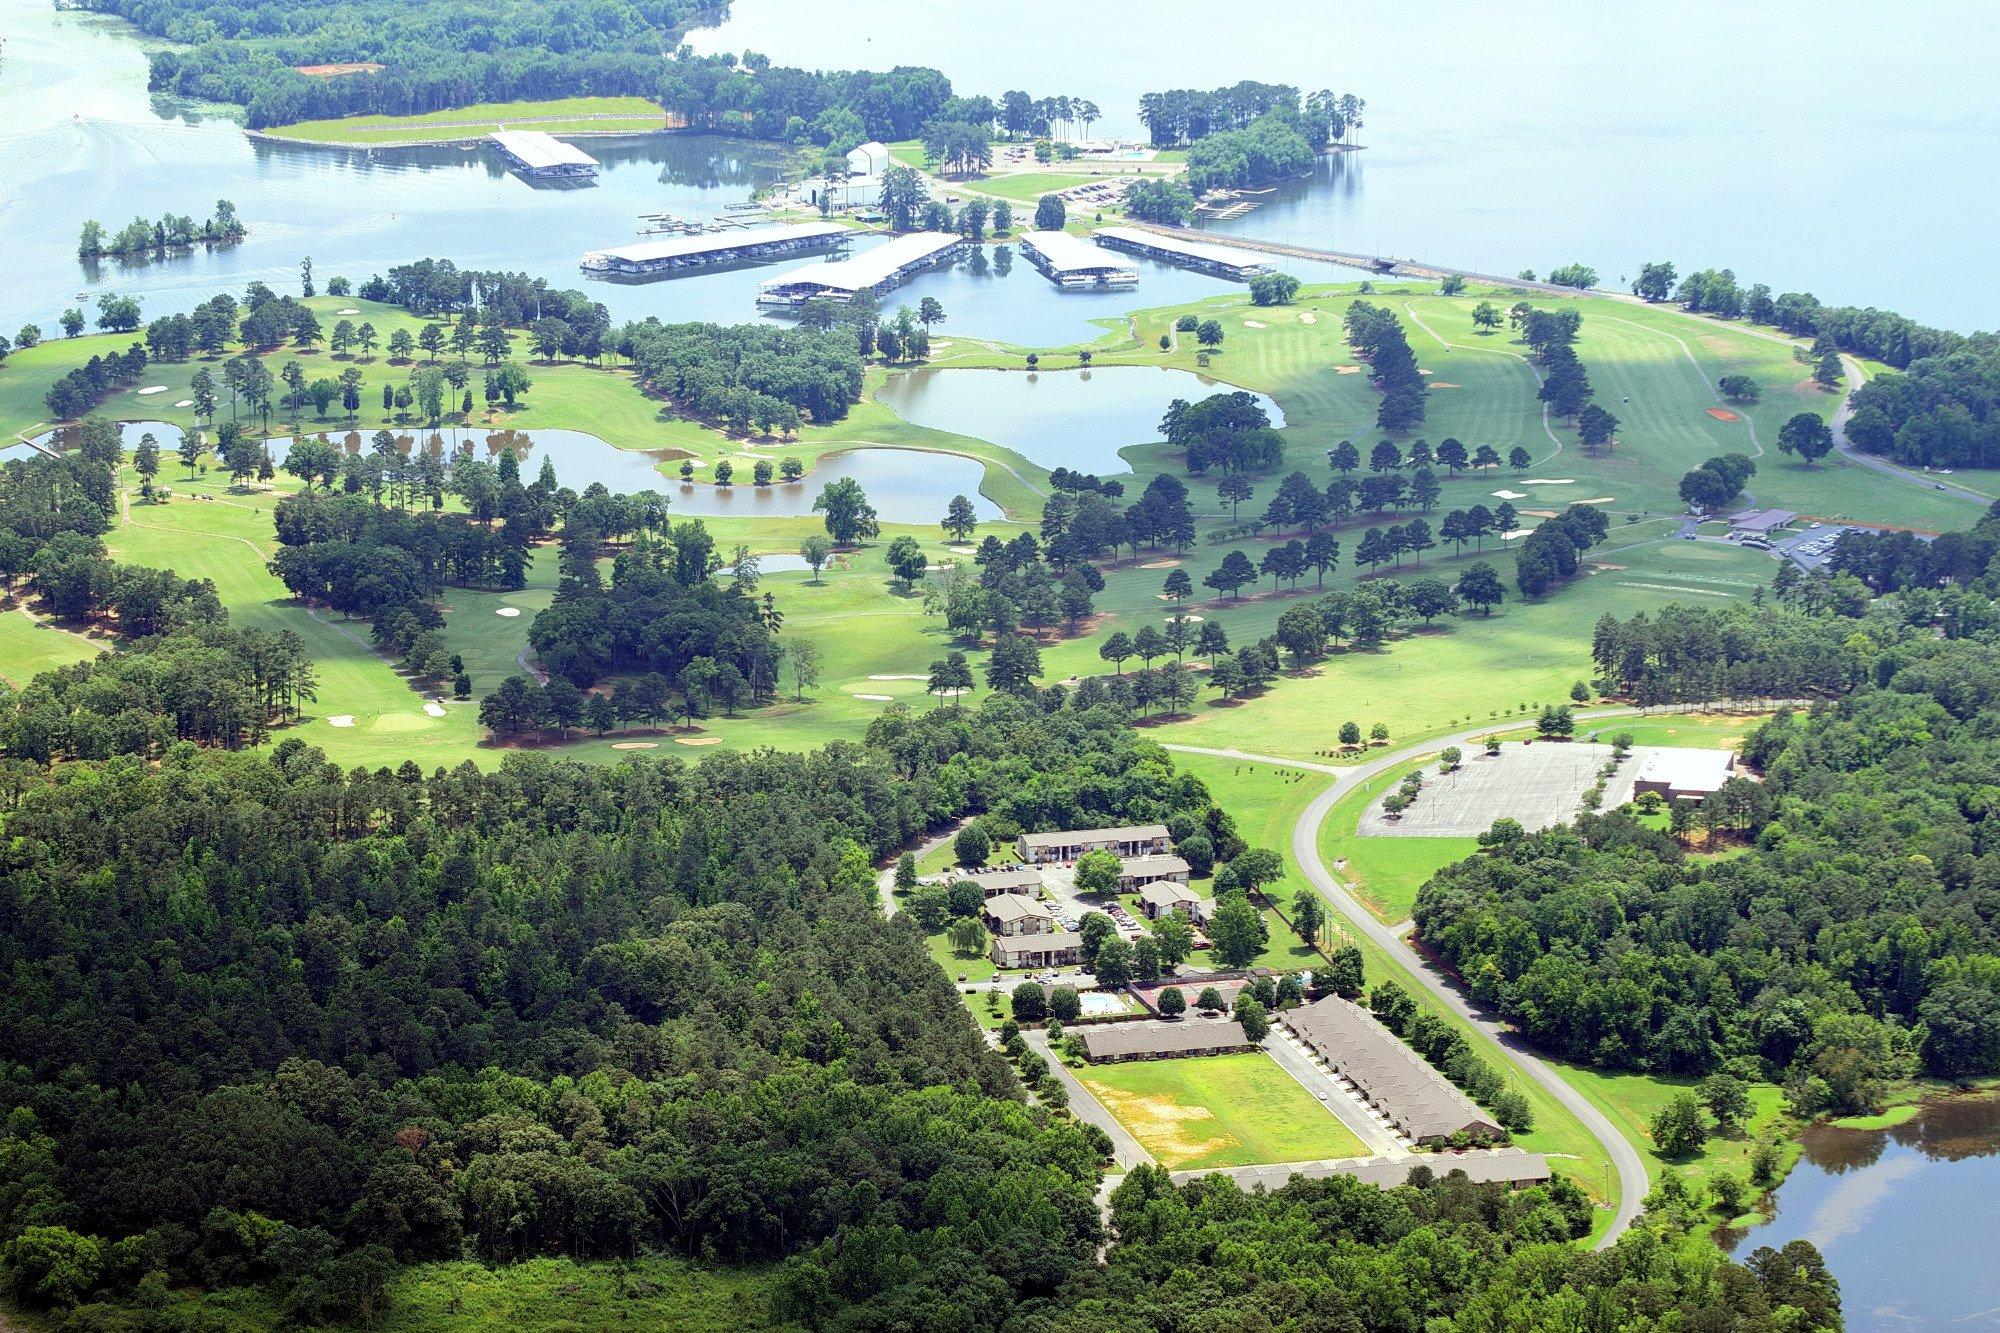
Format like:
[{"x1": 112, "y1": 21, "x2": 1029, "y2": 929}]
[{"x1": 1283, "y1": 997, "x2": 1503, "y2": 1144}]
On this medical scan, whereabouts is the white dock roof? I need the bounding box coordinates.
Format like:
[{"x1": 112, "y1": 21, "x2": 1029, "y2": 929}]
[
  {"x1": 761, "y1": 232, "x2": 961, "y2": 295},
  {"x1": 490, "y1": 130, "x2": 598, "y2": 170},
  {"x1": 1022, "y1": 230, "x2": 1140, "y2": 276},
  {"x1": 585, "y1": 221, "x2": 847, "y2": 266},
  {"x1": 1095, "y1": 226, "x2": 1274, "y2": 272}
]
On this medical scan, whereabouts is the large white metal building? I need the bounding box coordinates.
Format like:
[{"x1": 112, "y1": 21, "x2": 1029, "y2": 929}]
[
  {"x1": 1094, "y1": 226, "x2": 1275, "y2": 281},
  {"x1": 489, "y1": 131, "x2": 599, "y2": 180},
  {"x1": 581, "y1": 222, "x2": 850, "y2": 277},
  {"x1": 757, "y1": 232, "x2": 966, "y2": 305},
  {"x1": 1019, "y1": 230, "x2": 1140, "y2": 289}
]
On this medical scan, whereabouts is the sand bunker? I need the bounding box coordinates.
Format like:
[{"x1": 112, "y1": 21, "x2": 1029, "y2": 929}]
[
  {"x1": 337, "y1": 308, "x2": 361, "y2": 315},
  {"x1": 136, "y1": 385, "x2": 168, "y2": 395},
  {"x1": 675, "y1": 736, "x2": 722, "y2": 746},
  {"x1": 948, "y1": 545, "x2": 975, "y2": 555},
  {"x1": 1300, "y1": 312, "x2": 1318, "y2": 324},
  {"x1": 853, "y1": 693, "x2": 894, "y2": 701},
  {"x1": 423, "y1": 702, "x2": 447, "y2": 717},
  {"x1": 1168, "y1": 614, "x2": 1206, "y2": 623},
  {"x1": 1523, "y1": 478, "x2": 1574, "y2": 485},
  {"x1": 174, "y1": 399, "x2": 194, "y2": 408},
  {"x1": 1418, "y1": 368, "x2": 1433, "y2": 375},
  {"x1": 1501, "y1": 528, "x2": 1534, "y2": 540},
  {"x1": 1577, "y1": 496, "x2": 1616, "y2": 505},
  {"x1": 1336, "y1": 365, "x2": 1362, "y2": 374},
  {"x1": 1491, "y1": 489, "x2": 1527, "y2": 500},
  {"x1": 869, "y1": 674, "x2": 928, "y2": 681},
  {"x1": 328, "y1": 715, "x2": 355, "y2": 728},
  {"x1": 1706, "y1": 407, "x2": 1740, "y2": 422},
  {"x1": 495, "y1": 607, "x2": 522, "y2": 617},
  {"x1": 1139, "y1": 559, "x2": 1182, "y2": 570},
  {"x1": 1429, "y1": 381, "x2": 1462, "y2": 389},
  {"x1": 1522, "y1": 508, "x2": 1560, "y2": 518},
  {"x1": 1243, "y1": 319, "x2": 1267, "y2": 328},
  {"x1": 611, "y1": 741, "x2": 659, "y2": 750}
]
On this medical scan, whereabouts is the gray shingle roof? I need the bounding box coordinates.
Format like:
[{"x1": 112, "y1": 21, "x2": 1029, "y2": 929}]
[
  {"x1": 1081, "y1": 1018, "x2": 1250, "y2": 1060},
  {"x1": 1283, "y1": 997, "x2": 1499, "y2": 1141}
]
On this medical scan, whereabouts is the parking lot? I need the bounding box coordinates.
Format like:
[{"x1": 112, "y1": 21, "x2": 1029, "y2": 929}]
[
  {"x1": 1769, "y1": 522, "x2": 1855, "y2": 570},
  {"x1": 1358, "y1": 742, "x2": 1637, "y2": 837}
]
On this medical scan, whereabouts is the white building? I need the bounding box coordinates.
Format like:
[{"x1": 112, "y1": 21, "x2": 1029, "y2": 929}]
[
  {"x1": 1019, "y1": 230, "x2": 1140, "y2": 289},
  {"x1": 804, "y1": 174, "x2": 884, "y2": 214},
  {"x1": 489, "y1": 130, "x2": 598, "y2": 180},
  {"x1": 1632, "y1": 748, "x2": 1738, "y2": 802},
  {"x1": 847, "y1": 141, "x2": 891, "y2": 177}
]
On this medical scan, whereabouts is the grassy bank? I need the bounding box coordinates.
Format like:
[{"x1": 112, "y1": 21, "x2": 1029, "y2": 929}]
[{"x1": 260, "y1": 97, "x2": 668, "y2": 146}]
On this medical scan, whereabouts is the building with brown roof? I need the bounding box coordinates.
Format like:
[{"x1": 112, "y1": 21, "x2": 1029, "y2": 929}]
[
  {"x1": 1119, "y1": 853, "x2": 1192, "y2": 891},
  {"x1": 991, "y1": 931, "x2": 1084, "y2": 969},
  {"x1": 1018, "y1": 824, "x2": 1170, "y2": 864},
  {"x1": 1081, "y1": 1018, "x2": 1254, "y2": 1063},
  {"x1": 1283, "y1": 997, "x2": 1503, "y2": 1144},
  {"x1": 983, "y1": 893, "x2": 1055, "y2": 936}
]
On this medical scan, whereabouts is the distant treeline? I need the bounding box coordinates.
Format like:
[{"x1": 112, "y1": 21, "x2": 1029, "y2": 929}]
[{"x1": 1137, "y1": 83, "x2": 1361, "y2": 148}]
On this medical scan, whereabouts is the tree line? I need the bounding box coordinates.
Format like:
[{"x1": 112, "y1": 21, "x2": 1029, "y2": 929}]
[{"x1": 77, "y1": 199, "x2": 244, "y2": 262}]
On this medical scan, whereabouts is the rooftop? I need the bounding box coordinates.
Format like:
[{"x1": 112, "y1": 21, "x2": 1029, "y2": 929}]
[
  {"x1": 1124, "y1": 853, "x2": 1192, "y2": 881},
  {"x1": 992, "y1": 929, "x2": 1083, "y2": 961},
  {"x1": 583, "y1": 221, "x2": 847, "y2": 267},
  {"x1": 1081, "y1": 1018, "x2": 1250, "y2": 1060},
  {"x1": 1138, "y1": 880, "x2": 1202, "y2": 909},
  {"x1": 984, "y1": 892, "x2": 1051, "y2": 923},
  {"x1": 490, "y1": 130, "x2": 598, "y2": 171},
  {"x1": 1021, "y1": 230, "x2": 1141, "y2": 276},
  {"x1": 955, "y1": 866, "x2": 1043, "y2": 890},
  {"x1": 1634, "y1": 747, "x2": 1736, "y2": 794},
  {"x1": 1726, "y1": 507, "x2": 1797, "y2": 533},
  {"x1": 760, "y1": 231, "x2": 961, "y2": 295},
  {"x1": 1020, "y1": 823, "x2": 1170, "y2": 849},
  {"x1": 1284, "y1": 997, "x2": 1496, "y2": 1141},
  {"x1": 1203, "y1": 1149, "x2": 1551, "y2": 1193}
]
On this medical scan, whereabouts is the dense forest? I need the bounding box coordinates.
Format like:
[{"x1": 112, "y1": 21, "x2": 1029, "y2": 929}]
[{"x1": 1418, "y1": 603, "x2": 2000, "y2": 1115}]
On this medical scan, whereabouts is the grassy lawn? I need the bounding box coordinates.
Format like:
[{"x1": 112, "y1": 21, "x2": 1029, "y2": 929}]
[
  {"x1": 1078, "y1": 1051, "x2": 1365, "y2": 1169},
  {"x1": 927, "y1": 929, "x2": 996, "y2": 986},
  {"x1": 963, "y1": 172, "x2": 1099, "y2": 203},
  {"x1": 1578, "y1": 710, "x2": 1768, "y2": 750},
  {"x1": 1554, "y1": 1063, "x2": 1794, "y2": 1206},
  {"x1": 261, "y1": 97, "x2": 667, "y2": 145},
  {"x1": 0, "y1": 605, "x2": 101, "y2": 685},
  {"x1": 1319, "y1": 762, "x2": 1481, "y2": 924}
]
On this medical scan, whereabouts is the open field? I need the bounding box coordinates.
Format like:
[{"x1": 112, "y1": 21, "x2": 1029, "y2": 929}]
[
  {"x1": 1555, "y1": 1063, "x2": 1795, "y2": 1204},
  {"x1": 260, "y1": 97, "x2": 668, "y2": 146},
  {"x1": 1315, "y1": 761, "x2": 1481, "y2": 924},
  {"x1": 961, "y1": 172, "x2": 1100, "y2": 202},
  {"x1": 1077, "y1": 1050, "x2": 1366, "y2": 1169}
]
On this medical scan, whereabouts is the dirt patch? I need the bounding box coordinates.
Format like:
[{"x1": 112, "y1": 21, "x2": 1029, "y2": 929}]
[
  {"x1": 1139, "y1": 559, "x2": 1182, "y2": 569},
  {"x1": 1590, "y1": 562, "x2": 1628, "y2": 571},
  {"x1": 675, "y1": 736, "x2": 723, "y2": 746},
  {"x1": 296, "y1": 61, "x2": 384, "y2": 76},
  {"x1": 1081, "y1": 1082, "x2": 1232, "y2": 1169},
  {"x1": 1429, "y1": 381, "x2": 1462, "y2": 389},
  {"x1": 611, "y1": 741, "x2": 659, "y2": 750},
  {"x1": 1336, "y1": 365, "x2": 1362, "y2": 374},
  {"x1": 1705, "y1": 407, "x2": 1741, "y2": 422}
]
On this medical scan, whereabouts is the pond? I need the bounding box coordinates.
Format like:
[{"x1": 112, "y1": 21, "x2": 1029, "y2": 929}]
[
  {"x1": 874, "y1": 365, "x2": 1285, "y2": 475},
  {"x1": 16, "y1": 422, "x2": 1002, "y2": 523},
  {"x1": 1723, "y1": 1096, "x2": 2000, "y2": 1326}
]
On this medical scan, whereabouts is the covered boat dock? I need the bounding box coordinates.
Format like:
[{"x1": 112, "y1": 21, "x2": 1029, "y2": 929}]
[
  {"x1": 1094, "y1": 226, "x2": 1275, "y2": 280},
  {"x1": 489, "y1": 131, "x2": 599, "y2": 181},
  {"x1": 582, "y1": 221, "x2": 850, "y2": 277},
  {"x1": 757, "y1": 232, "x2": 965, "y2": 305},
  {"x1": 1020, "y1": 230, "x2": 1140, "y2": 289}
]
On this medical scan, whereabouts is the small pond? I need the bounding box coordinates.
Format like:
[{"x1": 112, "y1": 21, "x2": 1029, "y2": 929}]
[
  {"x1": 1723, "y1": 1095, "x2": 2000, "y2": 1326},
  {"x1": 874, "y1": 365, "x2": 1284, "y2": 475},
  {"x1": 19, "y1": 423, "x2": 1000, "y2": 522}
]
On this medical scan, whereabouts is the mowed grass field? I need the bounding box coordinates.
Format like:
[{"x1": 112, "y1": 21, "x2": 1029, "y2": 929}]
[
  {"x1": 260, "y1": 97, "x2": 668, "y2": 146},
  {"x1": 1078, "y1": 1051, "x2": 1365, "y2": 1170}
]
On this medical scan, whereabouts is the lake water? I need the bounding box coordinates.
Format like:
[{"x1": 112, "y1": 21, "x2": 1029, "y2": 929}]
[
  {"x1": 690, "y1": 0, "x2": 2000, "y2": 333},
  {"x1": 1724, "y1": 1097, "x2": 2000, "y2": 1327},
  {"x1": 16, "y1": 422, "x2": 1000, "y2": 521},
  {"x1": 876, "y1": 365, "x2": 1284, "y2": 474}
]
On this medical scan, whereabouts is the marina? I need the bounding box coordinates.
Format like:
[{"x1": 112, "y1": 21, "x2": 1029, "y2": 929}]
[
  {"x1": 1094, "y1": 226, "x2": 1275, "y2": 281},
  {"x1": 756, "y1": 231, "x2": 967, "y2": 305},
  {"x1": 488, "y1": 130, "x2": 599, "y2": 181},
  {"x1": 581, "y1": 220, "x2": 851, "y2": 277},
  {"x1": 1018, "y1": 230, "x2": 1140, "y2": 289}
]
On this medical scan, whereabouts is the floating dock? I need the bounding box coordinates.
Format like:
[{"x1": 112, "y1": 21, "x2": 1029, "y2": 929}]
[
  {"x1": 1018, "y1": 230, "x2": 1139, "y2": 289},
  {"x1": 757, "y1": 231, "x2": 966, "y2": 305},
  {"x1": 489, "y1": 131, "x2": 598, "y2": 180},
  {"x1": 1093, "y1": 226, "x2": 1275, "y2": 281},
  {"x1": 582, "y1": 221, "x2": 850, "y2": 276}
]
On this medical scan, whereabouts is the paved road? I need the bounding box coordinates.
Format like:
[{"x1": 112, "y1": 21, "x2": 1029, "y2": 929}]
[
  {"x1": 874, "y1": 821, "x2": 964, "y2": 918},
  {"x1": 1826, "y1": 354, "x2": 1989, "y2": 506},
  {"x1": 1168, "y1": 704, "x2": 1738, "y2": 1247}
]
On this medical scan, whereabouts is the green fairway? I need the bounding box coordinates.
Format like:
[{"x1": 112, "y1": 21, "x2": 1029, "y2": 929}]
[
  {"x1": 261, "y1": 97, "x2": 667, "y2": 146},
  {"x1": 0, "y1": 605, "x2": 101, "y2": 685},
  {"x1": 1078, "y1": 1051, "x2": 1365, "y2": 1169}
]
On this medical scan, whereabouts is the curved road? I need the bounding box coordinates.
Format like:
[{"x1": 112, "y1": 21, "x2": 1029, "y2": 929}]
[{"x1": 1163, "y1": 704, "x2": 1738, "y2": 1247}]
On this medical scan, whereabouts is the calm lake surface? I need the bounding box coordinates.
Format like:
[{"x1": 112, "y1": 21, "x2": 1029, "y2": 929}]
[
  {"x1": 692, "y1": 0, "x2": 2000, "y2": 332},
  {"x1": 15, "y1": 423, "x2": 999, "y2": 520},
  {"x1": 876, "y1": 366, "x2": 1283, "y2": 474},
  {"x1": 1724, "y1": 1097, "x2": 2000, "y2": 1328}
]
